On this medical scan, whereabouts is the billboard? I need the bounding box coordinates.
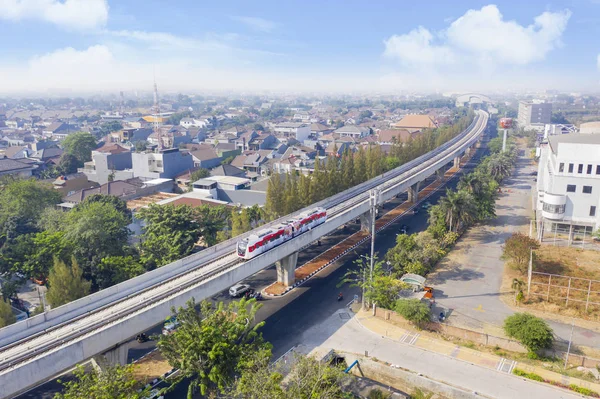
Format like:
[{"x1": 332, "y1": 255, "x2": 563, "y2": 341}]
[{"x1": 499, "y1": 118, "x2": 513, "y2": 129}]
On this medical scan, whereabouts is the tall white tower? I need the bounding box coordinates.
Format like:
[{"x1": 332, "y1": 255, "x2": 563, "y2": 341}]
[{"x1": 152, "y1": 79, "x2": 163, "y2": 151}]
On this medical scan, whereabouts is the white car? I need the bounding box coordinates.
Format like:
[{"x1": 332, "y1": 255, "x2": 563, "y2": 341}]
[{"x1": 229, "y1": 284, "x2": 251, "y2": 297}]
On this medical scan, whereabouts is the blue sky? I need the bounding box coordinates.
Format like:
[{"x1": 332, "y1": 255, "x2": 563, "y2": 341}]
[{"x1": 0, "y1": 0, "x2": 599, "y2": 94}]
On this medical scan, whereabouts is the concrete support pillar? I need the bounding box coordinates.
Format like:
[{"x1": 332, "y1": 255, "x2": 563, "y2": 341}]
[
  {"x1": 435, "y1": 167, "x2": 445, "y2": 181},
  {"x1": 360, "y1": 212, "x2": 373, "y2": 232},
  {"x1": 91, "y1": 342, "x2": 131, "y2": 372},
  {"x1": 408, "y1": 181, "x2": 420, "y2": 203},
  {"x1": 465, "y1": 147, "x2": 471, "y2": 156},
  {"x1": 276, "y1": 252, "x2": 298, "y2": 286},
  {"x1": 453, "y1": 156, "x2": 461, "y2": 168}
]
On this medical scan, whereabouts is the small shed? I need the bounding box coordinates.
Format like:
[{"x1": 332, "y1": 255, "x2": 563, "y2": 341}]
[{"x1": 400, "y1": 273, "x2": 426, "y2": 291}]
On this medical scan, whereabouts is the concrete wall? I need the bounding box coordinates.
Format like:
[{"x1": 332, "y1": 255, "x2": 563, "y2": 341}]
[
  {"x1": 342, "y1": 353, "x2": 480, "y2": 399},
  {"x1": 373, "y1": 308, "x2": 527, "y2": 353}
]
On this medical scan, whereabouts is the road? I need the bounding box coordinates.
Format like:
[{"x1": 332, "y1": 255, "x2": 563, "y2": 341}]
[
  {"x1": 18, "y1": 146, "x2": 486, "y2": 399},
  {"x1": 429, "y1": 148, "x2": 600, "y2": 350}
]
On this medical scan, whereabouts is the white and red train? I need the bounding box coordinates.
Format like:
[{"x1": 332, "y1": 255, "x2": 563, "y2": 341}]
[{"x1": 237, "y1": 207, "x2": 327, "y2": 259}]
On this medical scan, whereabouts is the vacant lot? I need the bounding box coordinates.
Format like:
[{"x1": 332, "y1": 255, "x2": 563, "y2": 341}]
[{"x1": 523, "y1": 246, "x2": 600, "y2": 321}]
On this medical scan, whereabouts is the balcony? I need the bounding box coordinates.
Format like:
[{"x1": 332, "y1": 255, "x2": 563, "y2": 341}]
[{"x1": 541, "y1": 192, "x2": 566, "y2": 220}]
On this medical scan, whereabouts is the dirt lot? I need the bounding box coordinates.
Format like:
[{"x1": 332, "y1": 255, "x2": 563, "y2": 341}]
[
  {"x1": 503, "y1": 245, "x2": 600, "y2": 323},
  {"x1": 132, "y1": 350, "x2": 173, "y2": 384}
]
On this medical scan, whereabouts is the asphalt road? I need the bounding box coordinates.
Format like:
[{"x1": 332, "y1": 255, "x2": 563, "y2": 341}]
[{"x1": 17, "y1": 144, "x2": 487, "y2": 399}]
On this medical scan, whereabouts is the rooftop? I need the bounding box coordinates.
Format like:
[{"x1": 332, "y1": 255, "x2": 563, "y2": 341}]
[{"x1": 548, "y1": 133, "x2": 600, "y2": 155}]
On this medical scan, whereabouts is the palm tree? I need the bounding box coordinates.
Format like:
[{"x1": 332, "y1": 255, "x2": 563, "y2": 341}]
[
  {"x1": 487, "y1": 154, "x2": 512, "y2": 182},
  {"x1": 438, "y1": 189, "x2": 478, "y2": 233},
  {"x1": 458, "y1": 173, "x2": 484, "y2": 198},
  {"x1": 512, "y1": 278, "x2": 526, "y2": 305}
]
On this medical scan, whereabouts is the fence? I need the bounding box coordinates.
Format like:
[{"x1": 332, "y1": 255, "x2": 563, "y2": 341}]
[{"x1": 529, "y1": 271, "x2": 600, "y2": 312}]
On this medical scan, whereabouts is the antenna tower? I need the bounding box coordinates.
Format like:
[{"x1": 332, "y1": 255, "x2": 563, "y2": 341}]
[
  {"x1": 119, "y1": 91, "x2": 124, "y2": 116},
  {"x1": 153, "y1": 78, "x2": 163, "y2": 151}
]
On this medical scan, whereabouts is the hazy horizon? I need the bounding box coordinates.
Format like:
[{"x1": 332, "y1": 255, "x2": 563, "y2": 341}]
[{"x1": 0, "y1": 0, "x2": 599, "y2": 95}]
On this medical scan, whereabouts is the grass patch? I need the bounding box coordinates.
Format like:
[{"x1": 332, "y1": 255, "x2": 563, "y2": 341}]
[{"x1": 513, "y1": 368, "x2": 600, "y2": 397}]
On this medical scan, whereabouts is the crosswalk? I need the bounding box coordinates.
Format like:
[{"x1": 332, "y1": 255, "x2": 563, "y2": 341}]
[
  {"x1": 496, "y1": 357, "x2": 517, "y2": 373},
  {"x1": 399, "y1": 331, "x2": 420, "y2": 345}
]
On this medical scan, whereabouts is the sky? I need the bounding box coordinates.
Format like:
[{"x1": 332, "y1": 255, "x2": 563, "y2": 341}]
[{"x1": 0, "y1": 0, "x2": 599, "y2": 95}]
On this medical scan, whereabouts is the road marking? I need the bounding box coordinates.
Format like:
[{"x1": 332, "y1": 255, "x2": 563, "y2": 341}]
[
  {"x1": 496, "y1": 358, "x2": 516, "y2": 373},
  {"x1": 474, "y1": 304, "x2": 485, "y2": 312},
  {"x1": 399, "y1": 332, "x2": 420, "y2": 345}
]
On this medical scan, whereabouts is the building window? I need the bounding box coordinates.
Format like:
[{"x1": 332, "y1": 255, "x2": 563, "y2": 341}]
[
  {"x1": 559, "y1": 163, "x2": 564, "y2": 173},
  {"x1": 567, "y1": 184, "x2": 576, "y2": 192},
  {"x1": 583, "y1": 186, "x2": 592, "y2": 194},
  {"x1": 568, "y1": 163, "x2": 574, "y2": 173},
  {"x1": 543, "y1": 203, "x2": 565, "y2": 214},
  {"x1": 578, "y1": 164, "x2": 584, "y2": 174},
  {"x1": 588, "y1": 165, "x2": 593, "y2": 174},
  {"x1": 591, "y1": 206, "x2": 597, "y2": 217},
  {"x1": 597, "y1": 165, "x2": 600, "y2": 175}
]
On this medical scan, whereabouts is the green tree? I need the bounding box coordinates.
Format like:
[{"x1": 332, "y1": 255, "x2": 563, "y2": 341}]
[
  {"x1": 157, "y1": 298, "x2": 271, "y2": 397},
  {"x1": 54, "y1": 364, "x2": 150, "y2": 399},
  {"x1": 438, "y1": 189, "x2": 478, "y2": 233},
  {"x1": 56, "y1": 153, "x2": 81, "y2": 174},
  {"x1": 394, "y1": 299, "x2": 431, "y2": 328},
  {"x1": 504, "y1": 313, "x2": 553, "y2": 354},
  {"x1": 97, "y1": 256, "x2": 146, "y2": 286},
  {"x1": 190, "y1": 168, "x2": 210, "y2": 182},
  {"x1": 134, "y1": 141, "x2": 147, "y2": 152},
  {"x1": 196, "y1": 205, "x2": 229, "y2": 247},
  {"x1": 46, "y1": 258, "x2": 91, "y2": 308},
  {"x1": 512, "y1": 278, "x2": 526, "y2": 304},
  {"x1": 253, "y1": 123, "x2": 265, "y2": 131},
  {"x1": 62, "y1": 132, "x2": 97, "y2": 163},
  {"x1": 64, "y1": 201, "x2": 131, "y2": 289},
  {"x1": 22, "y1": 231, "x2": 70, "y2": 281},
  {"x1": 264, "y1": 173, "x2": 284, "y2": 219},
  {"x1": 0, "y1": 298, "x2": 16, "y2": 328},
  {"x1": 79, "y1": 194, "x2": 132, "y2": 223},
  {"x1": 339, "y1": 257, "x2": 402, "y2": 309},
  {"x1": 502, "y1": 233, "x2": 539, "y2": 274},
  {"x1": 138, "y1": 204, "x2": 201, "y2": 268},
  {"x1": 485, "y1": 153, "x2": 513, "y2": 182},
  {"x1": 0, "y1": 179, "x2": 62, "y2": 239},
  {"x1": 359, "y1": 110, "x2": 373, "y2": 119}
]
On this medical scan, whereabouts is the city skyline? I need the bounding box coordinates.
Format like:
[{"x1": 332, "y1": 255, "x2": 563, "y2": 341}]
[{"x1": 0, "y1": 0, "x2": 599, "y2": 94}]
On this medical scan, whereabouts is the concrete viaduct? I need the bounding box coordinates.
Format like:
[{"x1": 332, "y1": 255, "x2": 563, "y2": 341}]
[{"x1": 0, "y1": 111, "x2": 489, "y2": 398}]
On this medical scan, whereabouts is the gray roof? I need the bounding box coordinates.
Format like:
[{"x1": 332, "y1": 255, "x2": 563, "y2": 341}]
[
  {"x1": 0, "y1": 158, "x2": 35, "y2": 172},
  {"x1": 216, "y1": 188, "x2": 265, "y2": 207},
  {"x1": 210, "y1": 164, "x2": 245, "y2": 177},
  {"x1": 334, "y1": 125, "x2": 370, "y2": 134},
  {"x1": 548, "y1": 133, "x2": 600, "y2": 155}
]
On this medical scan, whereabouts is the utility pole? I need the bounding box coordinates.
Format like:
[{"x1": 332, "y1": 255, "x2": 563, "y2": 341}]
[
  {"x1": 369, "y1": 189, "x2": 378, "y2": 282},
  {"x1": 564, "y1": 318, "x2": 575, "y2": 369}
]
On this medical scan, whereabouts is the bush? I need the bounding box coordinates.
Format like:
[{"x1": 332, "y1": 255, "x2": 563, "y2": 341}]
[
  {"x1": 504, "y1": 313, "x2": 553, "y2": 354},
  {"x1": 368, "y1": 388, "x2": 391, "y2": 399},
  {"x1": 569, "y1": 384, "x2": 599, "y2": 397},
  {"x1": 513, "y1": 368, "x2": 544, "y2": 382},
  {"x1": 394, "y1": 299, "x2": 431, "y2": 328}
]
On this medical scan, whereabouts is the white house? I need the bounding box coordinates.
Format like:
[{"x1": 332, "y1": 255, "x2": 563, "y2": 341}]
[
  {"x1": 274, "y1": 122, "x2": 311, "y2": 143},
  {"x1": 536, "y1": 133, "x2": 600, "y2": 240}
]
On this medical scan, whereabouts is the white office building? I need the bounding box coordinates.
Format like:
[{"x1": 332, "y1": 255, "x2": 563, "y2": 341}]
[
  {"x1": 518, "y1": 100, "x2": 552, "y2": 131},
  {"x1": 274, "y1": 122, "x2": 311, "y2": 143},
  {"x1": 536, "y1": 134, "x2": 600, "y2": 242}
]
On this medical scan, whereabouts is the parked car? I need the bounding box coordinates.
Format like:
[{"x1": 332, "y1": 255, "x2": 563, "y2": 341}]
[
  {"x1": 421, "y1": 201, "x2": 433, "y2": 210},
  {"x1": 229, "y1": 283, "x2": 251, "y2": 298},
  {"x1": 162, "y1": 317, "x2": 180, "y2": 335},
  {"x1": 398, "y1": 225, "x2": 409, "y2": 235}
]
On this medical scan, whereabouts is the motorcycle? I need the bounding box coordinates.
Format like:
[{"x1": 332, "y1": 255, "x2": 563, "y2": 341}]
[
  {"x1": 136, "y1": 333, "x2": 148, "y2": 343},
  {"x1": 337, "y1": 293, "x2": 344, "y2": 301}
]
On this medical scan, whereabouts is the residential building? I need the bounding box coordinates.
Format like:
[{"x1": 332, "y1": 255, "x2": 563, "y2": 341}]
[
  {"x1": 310, "y1": 123, "x2": 332, "y2": 137},
  {"x1": 210, "y1": 164, "x2": 246, "y2": 178},
  {"x1": 0, "y1": 158, "x2": 36, "y2": 177},
  {"x1": 132, "y1": 148, "x2": 194, "y2": 179},
  {"x1": 234, "y1": 130, "x2": 259, "y2": 152},
  {"x1": 333, "y1": 125, "x2": 370, "y2": 139},
  {"x1": 43, "y1": 122, "x2": 76, "y2": 140},
  {"x1": 293, "y1": 111, "x2": 311, "y2": 121},
  {"x1": 391, "y1": 115, "x2": 437, "y2": 130},
  {"x1": 80, "y1": 144, "x2": 133, "y2": 185},
  {"x1": 61, "y1": 178, "x2": 174, "y2": 207},
  {"x1": 248, "y1": 134, "x2": 277, "y2": 151},
  {"x1": 187, "y1": 144, "x2": 222, "y2": 169},
  {"x1": 536, "y1": 134, "x2": 600, "y2": 238},
  {"x1": 274, "y1": 122, "x2": 311, "y2": 143},
  {"x1": 214, "y1": 143, "x2": 240, "y2": 160},
  {"x1": 542, "y1": 124, "x2": 577, "y2": 140},
  {"x1": 518, "y1": 100, "x2": 552, "y2": 130}
]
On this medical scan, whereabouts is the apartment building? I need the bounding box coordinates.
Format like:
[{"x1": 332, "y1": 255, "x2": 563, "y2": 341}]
[
  {"x1": 536, "y1": 134, "x2": 600, "y2": 240},
  {"x1": 518, "y1": 100, "x2": 552, "y2": 131}
]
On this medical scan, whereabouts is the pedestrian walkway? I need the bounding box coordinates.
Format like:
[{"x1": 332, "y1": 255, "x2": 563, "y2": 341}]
[
  {"x1": 353, "y1": 309, "x2": 600, "y2": 396},
  {"x1": 265, "y1": 153, "x2": 472, "y2": 296}
]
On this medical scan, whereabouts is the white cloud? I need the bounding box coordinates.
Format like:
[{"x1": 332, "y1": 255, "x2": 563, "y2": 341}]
[
  {"x1": 383, "y1": 5, "x2": 571, "y2": 68},
  {"x1": 0, "y1": 0, "x2": 108, "y2": 30},
  {"x1": 446, "y1": 5, "x2": 571, "y2": 65},
  {"x1": 230, "y1": 15, "x2": 277, "y2": 32},
  {"x1": 383, "y1": 26, "x2": 454, "y2": 67}
]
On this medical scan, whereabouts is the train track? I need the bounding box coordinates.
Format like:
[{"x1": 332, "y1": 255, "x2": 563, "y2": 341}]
[{"x1": 0, "y1": 111, "x2": 488, "y2": 375}]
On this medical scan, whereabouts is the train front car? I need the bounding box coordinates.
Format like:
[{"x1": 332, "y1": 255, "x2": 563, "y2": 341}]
[{"x1": 237, "y1": 238, "x2": 250, "y2": 259}]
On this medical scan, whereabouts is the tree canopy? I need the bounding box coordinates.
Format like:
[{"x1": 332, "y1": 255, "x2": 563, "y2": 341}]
[
  {"x1": 46, "y1": 258, "x2": 91, "y2": 308},
  {"x1": 0, "y1": 299, "x2": 16, "y2": 328},
  {"x1": 54, "y1": 364, "x2": 149, "y2": 399},
  {"x1": 156, "y1": 298, "x2": 271, "y2": 397},
  {"x1": 504, "y1": 313, "x2": 553, "y2": 354},
  {"x1": 61, "y1": 132, "x2": 97, "y2": 163}
]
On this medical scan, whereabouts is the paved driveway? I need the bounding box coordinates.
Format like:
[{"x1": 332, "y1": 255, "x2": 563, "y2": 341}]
[{"x1": 429, "y1": 150, "x2": 600, "y2": 349}]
